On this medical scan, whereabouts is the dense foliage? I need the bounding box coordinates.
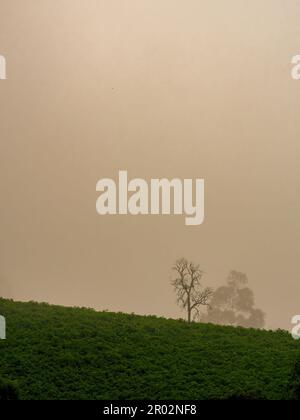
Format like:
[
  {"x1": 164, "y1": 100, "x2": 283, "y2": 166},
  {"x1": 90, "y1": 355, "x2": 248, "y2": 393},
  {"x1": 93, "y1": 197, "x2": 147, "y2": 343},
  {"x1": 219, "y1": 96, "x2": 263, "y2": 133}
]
[{"x1": 0, "y1": 298, "x2": 299, "y2": 400}]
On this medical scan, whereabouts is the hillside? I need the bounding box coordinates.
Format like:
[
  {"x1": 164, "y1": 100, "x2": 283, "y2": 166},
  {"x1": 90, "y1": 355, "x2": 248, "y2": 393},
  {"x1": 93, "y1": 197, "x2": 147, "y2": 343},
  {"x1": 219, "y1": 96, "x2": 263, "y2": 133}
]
[{"x1": 0, "y1": 298, "x2": 299, "y2": 400}]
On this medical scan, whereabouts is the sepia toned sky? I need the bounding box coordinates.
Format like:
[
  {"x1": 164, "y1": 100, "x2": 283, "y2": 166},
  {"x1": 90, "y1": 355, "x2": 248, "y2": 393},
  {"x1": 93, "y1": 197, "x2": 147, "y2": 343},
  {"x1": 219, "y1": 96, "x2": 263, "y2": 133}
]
[{"x1": 0, "y1": 0, "x2": 300, "y2": 330}]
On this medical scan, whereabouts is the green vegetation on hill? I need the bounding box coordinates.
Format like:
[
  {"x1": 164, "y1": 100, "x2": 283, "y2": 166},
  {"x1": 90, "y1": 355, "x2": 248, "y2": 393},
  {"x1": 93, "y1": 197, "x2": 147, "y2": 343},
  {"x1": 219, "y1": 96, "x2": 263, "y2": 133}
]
[{"x1": 0, "y1": 298, "x2": 299, "y2": 400}]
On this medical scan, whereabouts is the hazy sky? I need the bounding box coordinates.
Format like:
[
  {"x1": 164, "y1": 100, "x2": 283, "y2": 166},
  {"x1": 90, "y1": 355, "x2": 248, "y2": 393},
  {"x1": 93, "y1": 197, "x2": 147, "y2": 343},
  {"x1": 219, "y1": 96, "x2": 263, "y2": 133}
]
[{"x1": 1, "y1": 0, "x2": 300, "y2": 329}]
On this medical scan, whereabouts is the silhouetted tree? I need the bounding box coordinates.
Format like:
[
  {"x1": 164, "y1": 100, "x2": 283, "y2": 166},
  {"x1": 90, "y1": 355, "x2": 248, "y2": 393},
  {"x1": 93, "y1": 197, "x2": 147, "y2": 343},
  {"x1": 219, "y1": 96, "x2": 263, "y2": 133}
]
[
  {"x1": 201, "y1": 271, "x2": 265, "y2": 328},
  {"x1": 171, "y1": 258, "x2": 213, "y2": 322}
]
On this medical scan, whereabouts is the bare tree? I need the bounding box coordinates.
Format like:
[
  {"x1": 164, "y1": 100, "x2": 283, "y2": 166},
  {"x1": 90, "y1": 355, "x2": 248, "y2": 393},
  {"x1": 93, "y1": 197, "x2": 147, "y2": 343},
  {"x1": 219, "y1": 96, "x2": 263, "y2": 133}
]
[{"x1": 171, "y1": 258, "x2": 213, "y2": 322}]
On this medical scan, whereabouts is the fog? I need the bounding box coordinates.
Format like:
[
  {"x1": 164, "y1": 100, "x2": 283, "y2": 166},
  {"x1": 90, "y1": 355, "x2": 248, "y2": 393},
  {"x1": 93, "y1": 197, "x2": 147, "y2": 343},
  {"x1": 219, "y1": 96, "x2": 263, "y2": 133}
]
[{"x1": 1, "y1": 0, "x2": 300, "y2": 329}]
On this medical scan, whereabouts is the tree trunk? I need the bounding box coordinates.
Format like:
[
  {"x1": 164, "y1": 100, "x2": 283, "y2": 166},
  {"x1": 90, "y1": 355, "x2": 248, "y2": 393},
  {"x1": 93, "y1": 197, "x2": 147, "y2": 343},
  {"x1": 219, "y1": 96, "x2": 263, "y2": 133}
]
[{"x1": 187, "y1": 297, "x2": 191, "y2": 323}]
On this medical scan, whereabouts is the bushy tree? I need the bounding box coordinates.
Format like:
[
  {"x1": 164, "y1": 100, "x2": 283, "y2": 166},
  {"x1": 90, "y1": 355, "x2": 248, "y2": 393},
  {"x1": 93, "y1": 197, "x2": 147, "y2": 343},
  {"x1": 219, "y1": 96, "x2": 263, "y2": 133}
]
[{"x1": 201, "y1": 271, "x2": 265, "y2": 328}]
